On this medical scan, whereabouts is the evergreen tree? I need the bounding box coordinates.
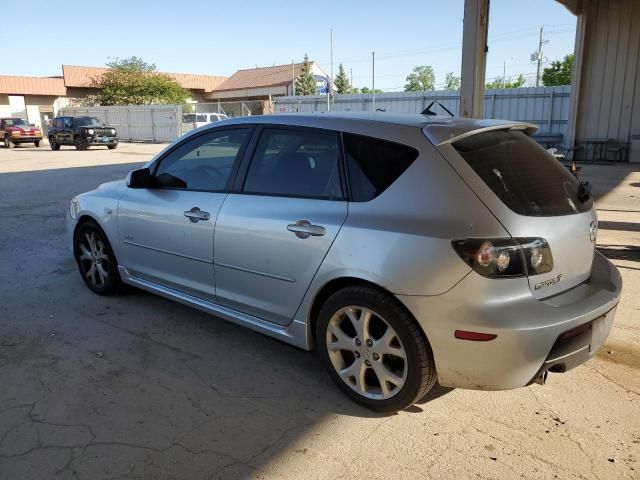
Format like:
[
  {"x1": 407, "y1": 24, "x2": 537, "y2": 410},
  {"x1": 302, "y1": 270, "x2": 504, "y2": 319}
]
[
  {"x1": 295, "y1": 54, "x2": 318, "y2": 96},
  {"x1": 334, "y1": 64, "x2": 350, "y2": 94}
]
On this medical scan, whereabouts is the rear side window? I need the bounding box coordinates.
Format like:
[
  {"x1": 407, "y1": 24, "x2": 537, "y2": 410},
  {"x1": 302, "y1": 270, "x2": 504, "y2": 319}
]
[
  {"x1": 243, "y1": 128, "x2": 343, "y2": 199},
  {"x1": 343, "y1": 133, "x2": 418, "y2": 202},
  {"x1": 453, "y1": 130, "x2": 592, "y2": 216}
]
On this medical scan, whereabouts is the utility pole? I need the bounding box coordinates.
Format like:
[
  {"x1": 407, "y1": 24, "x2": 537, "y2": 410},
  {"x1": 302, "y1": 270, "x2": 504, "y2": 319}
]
[
  {"x1": 532, "y1": 26, "x2": 549, "y2": 87},
  {"x1": 291, "y1": 59, "x2": 295, "y2": 96},
  {"x1": 328, "y1": 28, "x2": 333, "y2": 111},
  {"x1": 372, "y1": 51, "x2": 376, "y2": 112}
]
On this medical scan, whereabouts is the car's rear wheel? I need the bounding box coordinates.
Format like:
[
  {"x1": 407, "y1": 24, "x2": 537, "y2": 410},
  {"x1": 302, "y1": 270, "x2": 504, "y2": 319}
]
[
  {"x1": 74, "y1": 221, "x2": 121, "y2": 295},
  {"x1": 4, "y1": 136, "x2": 13, "y2": 149},
  {"x1": 49, "y1": 136, "x2": 60, "y2": 150},
  {"x1": 316, "y1": 286, "x2": 437, "y2": 412},
  {"x1": 74, "y1": 136, "x2": 87, "y2": 151}
]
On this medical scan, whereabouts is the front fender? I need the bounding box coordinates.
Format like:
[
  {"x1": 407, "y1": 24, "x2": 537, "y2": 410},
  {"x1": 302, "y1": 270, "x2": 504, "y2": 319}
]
[{"x1": 66, "y1": 182, "x2": 126, "y2": 259}]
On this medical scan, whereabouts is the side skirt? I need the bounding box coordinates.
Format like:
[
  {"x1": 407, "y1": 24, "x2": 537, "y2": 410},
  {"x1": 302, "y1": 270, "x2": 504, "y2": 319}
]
[{"x1": 118, "y1": 266, "x2": 311, "y2": 350}]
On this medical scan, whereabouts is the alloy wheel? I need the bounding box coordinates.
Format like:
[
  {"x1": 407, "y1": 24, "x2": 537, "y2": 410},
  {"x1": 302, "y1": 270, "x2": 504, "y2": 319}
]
[
  {"x1": 77, "y1": 231, "x2": 110, "y2": 289},
  {"x1": 326, "y1": 305, "x2": 408, "y2": 400}
]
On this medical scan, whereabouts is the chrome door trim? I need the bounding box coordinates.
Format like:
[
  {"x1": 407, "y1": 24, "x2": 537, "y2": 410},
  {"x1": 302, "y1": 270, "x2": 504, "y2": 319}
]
[
  {"x1": 122, "y1": 239, "x2": 212, "y2": 264},
  {"x1": 215, "y1": 261, "x2": 296, "y2": 283},
  {"x1": 118, "y1": 266, "x2": 309, "y2": 349}
]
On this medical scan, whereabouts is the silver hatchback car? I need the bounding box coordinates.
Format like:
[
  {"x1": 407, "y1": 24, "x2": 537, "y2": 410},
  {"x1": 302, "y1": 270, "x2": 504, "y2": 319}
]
[{"x1": 67, "y1": 113, "x2": 622, "y2": 411}]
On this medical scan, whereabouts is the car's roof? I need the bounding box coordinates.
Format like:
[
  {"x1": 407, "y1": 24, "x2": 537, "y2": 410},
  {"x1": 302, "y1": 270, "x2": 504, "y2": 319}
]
[{"x1": 215, "y1": 112, "x2": 537, "y2": 145}]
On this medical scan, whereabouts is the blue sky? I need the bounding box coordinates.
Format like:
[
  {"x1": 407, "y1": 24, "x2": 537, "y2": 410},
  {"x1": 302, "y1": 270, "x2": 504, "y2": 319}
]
[{"x1": 1, "y1": 0, "x2": 576, "y2": 91}]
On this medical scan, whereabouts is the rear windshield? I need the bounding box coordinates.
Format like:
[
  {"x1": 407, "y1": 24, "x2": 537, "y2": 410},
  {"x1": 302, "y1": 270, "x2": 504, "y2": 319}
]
[{"x1": 453, "y1": 130, "x2": 592, "y2": 216}]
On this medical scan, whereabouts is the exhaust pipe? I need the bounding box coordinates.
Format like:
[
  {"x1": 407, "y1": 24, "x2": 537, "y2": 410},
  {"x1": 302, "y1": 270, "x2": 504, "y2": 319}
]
[{"x1": 534, "y1": 371, "x2": 548, "y2": 385}]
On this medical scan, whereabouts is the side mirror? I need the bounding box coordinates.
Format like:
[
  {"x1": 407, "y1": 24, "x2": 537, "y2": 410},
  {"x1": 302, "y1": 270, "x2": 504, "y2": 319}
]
[{"x1": 126, "y1": 168, "x2": 153, "y2": 188}]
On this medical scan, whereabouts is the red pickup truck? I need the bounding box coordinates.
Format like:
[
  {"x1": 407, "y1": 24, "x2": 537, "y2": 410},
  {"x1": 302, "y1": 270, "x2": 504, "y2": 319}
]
[{"x1": 0, "y1": 117, "x2": 43, "y2": 148}]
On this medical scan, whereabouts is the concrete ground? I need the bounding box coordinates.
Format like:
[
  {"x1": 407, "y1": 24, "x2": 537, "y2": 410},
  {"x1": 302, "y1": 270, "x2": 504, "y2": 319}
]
[{"x1": 0, "y1": 142, "x2": 638, "y2": 480}]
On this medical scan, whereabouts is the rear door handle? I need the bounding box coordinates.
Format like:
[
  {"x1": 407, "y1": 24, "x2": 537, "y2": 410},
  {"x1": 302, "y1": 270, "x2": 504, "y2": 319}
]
[
  {"x1": 287, "y1": 220, "x2": 325, "y2": 239},
  {"x1": 184, "y1": 207, "x2": 210, "y2": 223}
]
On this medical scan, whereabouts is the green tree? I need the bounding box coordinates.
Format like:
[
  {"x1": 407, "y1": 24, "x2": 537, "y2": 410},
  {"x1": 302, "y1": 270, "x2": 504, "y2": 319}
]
[
  {"x1": 295, "y1": 54, "x2": 318, "y2": 96},
  {"x1": 486, "y1": 74, "x2": 527, "y2": 89},
  {"x1": 93, "y1": 57, "x2": 191, "y2": 106},
  {"x1": 359, "y1": 87, "x2": 383, "y2": 94},
  {"x1": 334, "y1": 64, "x2": 351, "y2": 94},
  {"x1": 404, "y1": 65, "x2": 435, "y2": 92},
  {"x1": 444, "y1": 72, "x2": 461, "y2": 90},
  {"x1": 542, "y1": 54, "x2": 574, "y2": 86}
]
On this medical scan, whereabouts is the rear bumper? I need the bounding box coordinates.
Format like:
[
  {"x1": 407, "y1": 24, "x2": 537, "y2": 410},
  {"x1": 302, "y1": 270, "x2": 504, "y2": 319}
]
[{"x1": 398, "y1": 252, "x2": 622, "y2": 390}]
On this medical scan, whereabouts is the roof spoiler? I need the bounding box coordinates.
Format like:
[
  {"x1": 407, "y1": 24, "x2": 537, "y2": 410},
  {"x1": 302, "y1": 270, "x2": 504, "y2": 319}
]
[{"x1": 424, "y1": 121, "x2": 538, "y2": 147}]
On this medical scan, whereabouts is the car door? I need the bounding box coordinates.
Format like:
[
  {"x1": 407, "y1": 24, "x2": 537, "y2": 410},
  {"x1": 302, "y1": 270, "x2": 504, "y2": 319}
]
[
  {"x1": 116, "y1": 127, "x2": 252, "y2": 301},
  {"x1": 59, "y1": 117, "x2": 72, "y2": 144},
  {"x1": 214, "y1": 126, "x2": 348, "y2": 325},
  {"x1": 51, "y1": 118, "x2": 62, "y2": 142}
]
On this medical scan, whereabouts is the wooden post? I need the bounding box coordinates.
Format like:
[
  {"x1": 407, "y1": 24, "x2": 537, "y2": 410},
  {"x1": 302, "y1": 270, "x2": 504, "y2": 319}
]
[{"x1": 459, "y1": 0, "x2": 490, "y2": 118}]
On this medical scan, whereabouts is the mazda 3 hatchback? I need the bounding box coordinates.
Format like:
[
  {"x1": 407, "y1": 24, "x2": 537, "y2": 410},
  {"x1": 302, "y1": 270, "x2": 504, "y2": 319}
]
[{"x1": 67, "y1": 113, "x2": 622, "y2": 411}]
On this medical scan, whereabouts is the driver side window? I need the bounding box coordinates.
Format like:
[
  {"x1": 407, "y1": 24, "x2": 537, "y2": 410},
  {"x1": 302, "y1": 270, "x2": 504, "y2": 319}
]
[{"x1": 154, "y1": 128, "x2": 249, "y2": 192}]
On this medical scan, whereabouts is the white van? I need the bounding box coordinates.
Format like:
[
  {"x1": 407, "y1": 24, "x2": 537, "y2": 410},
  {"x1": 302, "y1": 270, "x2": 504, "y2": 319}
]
[{"x1": 182, "y1": 113, "x2": 228, "y2": 129}]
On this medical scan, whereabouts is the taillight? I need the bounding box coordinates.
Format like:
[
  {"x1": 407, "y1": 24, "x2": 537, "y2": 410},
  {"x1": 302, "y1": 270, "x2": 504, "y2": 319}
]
[{"x1": 452, "y1": 238, "x2": 553, "y2": 278}]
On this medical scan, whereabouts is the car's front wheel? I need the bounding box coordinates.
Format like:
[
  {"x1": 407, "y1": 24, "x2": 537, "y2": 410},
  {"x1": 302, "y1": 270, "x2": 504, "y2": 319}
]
[
  {"x1": 107, "y1": 144, "x2": 118, "y2": 150},
  {"x1": 74, "y1": 136, "x2": 87, "y2": 150},
  {"x1": 74, "y1": 221, "x2": 121, "y2": 295},
  {"x1": 4, "y1": 136, "x2": 13, "y2": 149},
  {"x1": 316, "y1": 286, "x2": 437, "y2": 412},
  {"x1": 34, "y1": 140, "x2": 41, "y2": 147}
]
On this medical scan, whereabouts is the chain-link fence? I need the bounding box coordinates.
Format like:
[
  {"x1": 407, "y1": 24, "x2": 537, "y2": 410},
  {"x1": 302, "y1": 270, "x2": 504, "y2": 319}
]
[{"x1": 181, "y1": 101, "x2": 271, "y2": 134}]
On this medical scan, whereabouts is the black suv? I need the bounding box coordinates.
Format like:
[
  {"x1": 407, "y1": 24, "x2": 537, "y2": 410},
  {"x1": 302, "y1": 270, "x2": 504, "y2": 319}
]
[{"x1": 48, "y1": 116, "x2": 118, "y2": 151}]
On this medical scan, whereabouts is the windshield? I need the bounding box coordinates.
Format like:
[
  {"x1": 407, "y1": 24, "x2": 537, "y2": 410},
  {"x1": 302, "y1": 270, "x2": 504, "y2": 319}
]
[
  {"x1": 74, "y1": 117, "x2": 105, "y2": 126},
  {"x1": 4, "y1": 118, "x2": 29, "y2": 126},
  {"x1": 453, "y1": 130, "x2": 593, "y2": 216}
]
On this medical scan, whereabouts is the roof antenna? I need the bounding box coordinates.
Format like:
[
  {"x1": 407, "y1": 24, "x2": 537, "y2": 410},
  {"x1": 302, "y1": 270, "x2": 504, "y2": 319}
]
[{"x1": 421, "y1": 100, "x2": 454, "y2": 117}]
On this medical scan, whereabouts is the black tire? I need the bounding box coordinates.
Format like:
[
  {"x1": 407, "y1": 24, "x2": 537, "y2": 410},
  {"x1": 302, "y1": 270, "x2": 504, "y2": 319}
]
[
  {"x1": 34, "y1": 140, "x2": 41, "y2": 147},
  {"x1": 316, "y1": 286, "x2": 437, "y2": 412},
  {"x1": 49, "y1": 136, "x2": 60, "y2": 151},
  {"x1": 5, "y1": 136, "x2": 14, "y2": 149},
  {"x1": 74, "y1": 136, "x2": 87, "y2": 151},
  {"x1": 73, "y1": 221, "x2": 122, "y2": 295},
  {"x1": 107, "y1": 144, "x2": 118, "y2": 150}
]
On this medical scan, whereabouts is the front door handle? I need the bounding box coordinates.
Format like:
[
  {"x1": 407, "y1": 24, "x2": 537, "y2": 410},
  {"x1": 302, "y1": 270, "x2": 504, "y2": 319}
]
[
  {"x1": 287, "y1": 220, "x2": 325, "y2": 239},
  {"x1": 184, "y1": 207, "x2": 210, "y2": 223}
]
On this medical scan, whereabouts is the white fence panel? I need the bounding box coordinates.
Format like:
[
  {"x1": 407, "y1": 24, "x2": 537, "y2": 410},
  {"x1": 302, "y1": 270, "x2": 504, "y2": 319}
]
[
  {"x1": 274, "y1": 86, "x2": 571, "y2": 137},
  {"x1": 59, "y1": 104, "x2": 182, "y2": 142}
]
